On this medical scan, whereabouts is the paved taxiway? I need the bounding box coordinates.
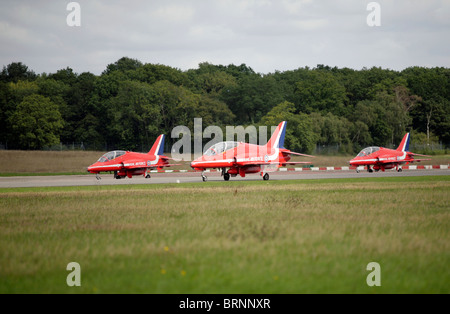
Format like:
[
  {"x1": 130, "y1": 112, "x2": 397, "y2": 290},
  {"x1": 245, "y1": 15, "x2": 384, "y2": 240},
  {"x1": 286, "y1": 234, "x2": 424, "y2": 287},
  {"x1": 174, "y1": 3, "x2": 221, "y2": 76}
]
[{"x1": 0, "y1": 170, "x2": 448, "y2": 188}]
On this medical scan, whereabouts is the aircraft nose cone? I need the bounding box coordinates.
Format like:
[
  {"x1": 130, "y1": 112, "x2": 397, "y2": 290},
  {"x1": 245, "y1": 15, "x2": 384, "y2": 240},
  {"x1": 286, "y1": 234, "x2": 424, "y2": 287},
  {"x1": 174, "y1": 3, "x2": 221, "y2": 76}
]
[
  {"x1": 87, "y1": 163, "x2": 97, "y2": 172},
  {"x1": 349, "y1": 157, "x2": 362, "y2": 166},
  {"x1": 349, "y1": 156, "x2": 357, "y2": 164},
  {"x1": 191, "y1": 158, "x2": 204, "y2": 169}
]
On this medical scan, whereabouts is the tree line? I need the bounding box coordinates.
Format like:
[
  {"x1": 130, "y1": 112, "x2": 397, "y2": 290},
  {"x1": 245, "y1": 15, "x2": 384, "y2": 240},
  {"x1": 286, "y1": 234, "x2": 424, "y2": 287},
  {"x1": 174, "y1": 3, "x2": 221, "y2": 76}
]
[{"x1": 1, "y1": 58, "x2": 449, "y2": 154}]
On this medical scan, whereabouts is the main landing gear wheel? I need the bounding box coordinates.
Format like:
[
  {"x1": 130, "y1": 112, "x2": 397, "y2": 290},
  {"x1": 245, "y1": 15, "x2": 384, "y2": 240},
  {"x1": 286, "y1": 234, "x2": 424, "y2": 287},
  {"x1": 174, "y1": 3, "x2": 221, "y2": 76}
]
[
  {"x1": 202, "y1": 175, "x2": 208, "y2": 182},
  {"x1": 224, "y1": 173, "x2": 230, "y2": 181},
  {"x1": 397, "y1": 167, "x2": 402, "y2": 172},
  {"x1": 145, "y1": 174, "x2": 151, "y2": 179},
  {"x1": 263, "y1": 173, "x2": 270, "y2": 181},
  {"x1": 96, "y1": 173, "x2": 101, "y2": 180}
]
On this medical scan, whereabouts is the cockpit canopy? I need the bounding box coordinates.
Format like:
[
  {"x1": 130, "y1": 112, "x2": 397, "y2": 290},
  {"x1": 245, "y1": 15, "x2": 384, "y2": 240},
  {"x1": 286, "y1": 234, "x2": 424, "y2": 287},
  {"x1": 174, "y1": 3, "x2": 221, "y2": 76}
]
[
  {"x1": 204, "y1": 141, "x2": 239, "y2": 156},
  {"x1": 357, "y1": 146, "x2": 380, "y2": 157},
  {"x1": 97, "y1": 150, "x2": 126, "y2": 162}
]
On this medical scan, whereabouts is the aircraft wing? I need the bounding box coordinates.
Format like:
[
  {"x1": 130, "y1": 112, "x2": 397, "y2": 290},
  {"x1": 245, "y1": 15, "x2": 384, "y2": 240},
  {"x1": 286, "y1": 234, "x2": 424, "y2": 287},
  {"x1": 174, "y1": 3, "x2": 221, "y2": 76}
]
[
  {"x1": 234, "y1": 161, "x2": 311, "y2": 167},
  {"x1": 406, "y1": 152, "x2": 432, "y2": 163},
  {"x1": 160, "y1": 156, "x2": 177, "y2": 161},
  {"x1": 286, "y1": 151, "x2": 315, "y2": 158},
  {"x1": 155, "y1": 163, "x2": 182, "y2": 168},
  {"x1": 409, "y1": 158, "x2": 432, "y2": 163},
  {"x1": 408, "y1": 152, "x2": 432, "y2": 157},
  {"x1": 280, "y1": 161, "x2": 312, "y2": 165}
]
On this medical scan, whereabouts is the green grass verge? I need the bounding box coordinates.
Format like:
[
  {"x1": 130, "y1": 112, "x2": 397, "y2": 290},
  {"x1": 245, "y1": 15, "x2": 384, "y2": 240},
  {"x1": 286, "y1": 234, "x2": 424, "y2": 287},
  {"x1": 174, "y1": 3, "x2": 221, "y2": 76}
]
[
  {"x1": 0, "y1": 176, "x2": 449, "y2": 293},
  {"x1": 0, "y1": 172, "x2": 89, "y2": 177}
]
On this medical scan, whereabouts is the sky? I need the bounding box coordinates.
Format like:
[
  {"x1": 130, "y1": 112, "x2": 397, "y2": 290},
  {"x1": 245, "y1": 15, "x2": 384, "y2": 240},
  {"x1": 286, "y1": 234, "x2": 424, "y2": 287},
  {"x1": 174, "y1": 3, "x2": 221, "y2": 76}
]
[{"x1": 0, "y1": 0, "x2": 449, "y2": 75}]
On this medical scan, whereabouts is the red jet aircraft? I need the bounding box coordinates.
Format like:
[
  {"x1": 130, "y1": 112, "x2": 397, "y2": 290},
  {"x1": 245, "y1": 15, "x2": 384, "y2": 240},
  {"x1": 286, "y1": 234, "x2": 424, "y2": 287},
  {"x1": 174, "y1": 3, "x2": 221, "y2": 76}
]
[
  {"x1": 190, "y1": 121, "x2": 314, "y2": 181},
  {"x1": 87, "y1": 134, "x2": 176, "y2": 180},
  {"x1": 349, "y1": 133, "x2": 431, "y2": 173}
]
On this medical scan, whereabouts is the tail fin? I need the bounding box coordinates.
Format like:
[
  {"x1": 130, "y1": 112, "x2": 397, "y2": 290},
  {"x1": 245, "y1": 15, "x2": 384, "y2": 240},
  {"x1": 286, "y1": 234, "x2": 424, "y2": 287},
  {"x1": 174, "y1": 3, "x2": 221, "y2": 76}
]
[
  {"x1": 265, "y1": 121, "x2": 287, "y2": 149},
  {"x1": 396, "y1": 133, "x2": 410, "y2": 152},
  {"x1": 149, "y1": 134, "x2": 165, "y2": 156}
]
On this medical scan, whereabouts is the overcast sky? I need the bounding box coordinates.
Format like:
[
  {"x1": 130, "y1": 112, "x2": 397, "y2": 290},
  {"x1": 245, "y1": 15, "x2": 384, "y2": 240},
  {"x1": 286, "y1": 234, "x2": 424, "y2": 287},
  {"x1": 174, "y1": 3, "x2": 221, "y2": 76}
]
[{"x1": 1, "y1": 0, "x2": 449, "y2": 75}]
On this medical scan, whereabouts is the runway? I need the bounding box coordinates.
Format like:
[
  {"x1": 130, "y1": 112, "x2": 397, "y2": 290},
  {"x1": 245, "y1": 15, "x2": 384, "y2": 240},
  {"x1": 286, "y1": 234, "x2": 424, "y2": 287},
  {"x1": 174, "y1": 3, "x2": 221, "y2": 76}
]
[{"x1": 0, "y1": 169, "x2": 449, "y2": 188}]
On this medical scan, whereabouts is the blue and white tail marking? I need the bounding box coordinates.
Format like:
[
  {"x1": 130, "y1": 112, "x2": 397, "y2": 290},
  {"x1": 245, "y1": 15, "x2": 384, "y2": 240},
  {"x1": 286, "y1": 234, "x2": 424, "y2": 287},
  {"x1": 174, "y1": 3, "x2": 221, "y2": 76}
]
[
  {"x1": 397, "y1": 133, "x2": 410, "y2": 152},
  {"x1": 149, "y1": 134, "x2": 165, "y2": 156},
  {"x1": 267, "y1": 121, "x2": 287, "y2": 149}
]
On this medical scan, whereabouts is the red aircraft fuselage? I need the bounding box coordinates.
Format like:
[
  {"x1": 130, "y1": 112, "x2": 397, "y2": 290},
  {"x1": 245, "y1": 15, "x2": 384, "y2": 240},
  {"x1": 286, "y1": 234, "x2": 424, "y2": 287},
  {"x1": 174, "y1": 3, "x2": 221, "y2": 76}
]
[
  {"x1": 191, "y1": 143, "x2": 297, "y2": 175},
  {"x1": 349, "y1": 133, "x2": 431, "y2": 172},
  {"x1": 191, "y1": 121, "x2": 313, "y2": 181},
  {"x1": 87, "y1": 134, "x2": 172, "y2": 179}
]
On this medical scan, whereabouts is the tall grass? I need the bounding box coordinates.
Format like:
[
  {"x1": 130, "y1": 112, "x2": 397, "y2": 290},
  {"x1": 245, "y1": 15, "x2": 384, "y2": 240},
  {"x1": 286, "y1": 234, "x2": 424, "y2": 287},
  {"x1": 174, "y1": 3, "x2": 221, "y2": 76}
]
[{"x1": 0, "y1": 177, "x2": 449, "y2": 293}]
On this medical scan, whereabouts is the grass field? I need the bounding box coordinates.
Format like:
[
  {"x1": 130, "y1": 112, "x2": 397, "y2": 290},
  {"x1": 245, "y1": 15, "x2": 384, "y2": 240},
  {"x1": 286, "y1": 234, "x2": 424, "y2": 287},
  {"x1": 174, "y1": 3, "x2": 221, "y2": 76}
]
[
  {"x1": 0, "y1": 150, "x2": 449, "y2": 175},
  {"x1": 0, "y1": 176, "x2": 449, "y2": 293}
]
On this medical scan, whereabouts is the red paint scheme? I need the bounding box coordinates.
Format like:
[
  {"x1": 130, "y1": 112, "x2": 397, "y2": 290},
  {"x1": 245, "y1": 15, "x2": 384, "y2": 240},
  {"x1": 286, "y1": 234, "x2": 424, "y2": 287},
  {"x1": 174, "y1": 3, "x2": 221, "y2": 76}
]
[
  {"x1": 349, "y1": 133, "x2": 431, "y2": 173},
  {"x1": 190, "y1": 121, "x2": 314, "y2": 181},
  {"x1": 87, "y1": 135, "x2": 176, "y2": 179}
]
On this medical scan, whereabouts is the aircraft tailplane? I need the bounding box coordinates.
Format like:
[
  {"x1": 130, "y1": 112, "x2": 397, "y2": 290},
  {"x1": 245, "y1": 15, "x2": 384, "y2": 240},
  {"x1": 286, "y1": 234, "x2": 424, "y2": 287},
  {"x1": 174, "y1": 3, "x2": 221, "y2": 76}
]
[
  {"x1": 396, "y1": 133, "x2": 410, "y2": 152},
  {"x1": 265, "y1": 121, "x2": 287, "y2": 150},
  {"x1": 149, "y1": 134, "x2": 165, "y2": 156}
]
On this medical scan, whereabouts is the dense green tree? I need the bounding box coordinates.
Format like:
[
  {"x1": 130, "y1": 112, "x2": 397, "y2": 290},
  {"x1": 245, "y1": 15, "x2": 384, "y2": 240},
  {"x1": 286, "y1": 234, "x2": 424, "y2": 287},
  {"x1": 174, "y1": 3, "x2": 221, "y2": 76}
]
[
  {"x1": 197, "y1": 71, "x2": 237, "y2": 95},
  {"x1": 0, "y1": 62, "x2": 36, "y2": 82},
  {"x1": 103, "y1": 57, "x2": 143, "y2": 75},
  {"x1": 350, "y1": 100, "x2": 392, "y2": 146},
  {"x1": 8, "y1": 80, "x2": 39, "y2": 105},
  {"x1": 260, "y1": 101, "x2": 316, "y2": 153},
  {"x1": 222, "y1": 74, "x2": 284, "y2": 124},
  {"x1": 64, "y1": 72, "x2": 100, "y2": 145},
  {"x1": 1, "y1": 58, "x2": 449, "y2": 153},
  {"x1": 149, "y1": 80, "x2": 193, "y2": 133},
  {"x1": 49, "y1": 67, "x2": 77, "y2": 85},
  {"x1": 402, "y1": 67, "x2": 449, "y2": 102},
  {"x1": 37, "y1": 78, "x2": 69, "y2": 105},
  {"x1": 129, "y1": 63, "x2": 189, "y2": 87},
  {"x1": 94, "y1": 70, "x2": 128, "y2": 100},
  {"x1": 374, "y1": 90, "x2": 410, "y2": 146},
  {"x1": 0, "y1": 81, "x2": 12, "y2": 145},
  {"x1": 108, "y1": 80, "x2": 161, "y2": 151},
  {"x1": 371, "y1": 118, "x2": 392, "y2": 146},
  {"x1": 196, "y1": 95, "x2": 235, "y2": 127},
  {"x1": 310, "y1": 112, "x2": 351, "y2": 145},
  {"x1": 8, "y1": 94, "x2": 63, "y2": 149},
  {"x1": 2, "y1": 80, "x2": 41, "y2": 147},
  {"x1": 404, "y1": 67, "x2": 450, "y2": 143},
  {"x1": 349, "y1": 121, "x2": 372, "y2": 150},
  {"x1": 295, "y1": 70, "x2": 348, "y2": 115}
]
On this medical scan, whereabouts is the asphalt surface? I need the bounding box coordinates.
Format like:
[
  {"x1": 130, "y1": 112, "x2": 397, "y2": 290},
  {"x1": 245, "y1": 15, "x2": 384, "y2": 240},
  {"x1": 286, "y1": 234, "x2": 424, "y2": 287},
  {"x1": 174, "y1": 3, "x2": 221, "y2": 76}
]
[{"x1": 0, "y1": 169, "x2": 448, "y2": 188}]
